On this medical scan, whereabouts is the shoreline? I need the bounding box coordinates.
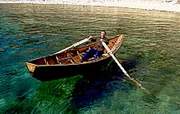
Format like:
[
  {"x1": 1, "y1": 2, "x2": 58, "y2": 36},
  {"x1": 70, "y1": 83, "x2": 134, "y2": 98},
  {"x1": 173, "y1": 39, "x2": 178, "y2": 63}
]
[{"x1": 0, "y1": 0, "x2": 180, "y2": 12}]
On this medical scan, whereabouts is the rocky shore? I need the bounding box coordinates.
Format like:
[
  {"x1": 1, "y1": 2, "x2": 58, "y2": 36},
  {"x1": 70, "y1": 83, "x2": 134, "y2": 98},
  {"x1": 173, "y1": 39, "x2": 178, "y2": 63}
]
[{"x1": 0, "y1": 0, "x2": 180, "y2": 12}]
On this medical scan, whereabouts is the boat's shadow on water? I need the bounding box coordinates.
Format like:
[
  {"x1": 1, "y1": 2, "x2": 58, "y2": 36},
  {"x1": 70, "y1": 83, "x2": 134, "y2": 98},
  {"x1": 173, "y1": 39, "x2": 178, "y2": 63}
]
[{"x1": 70, "y1": 58, "x2": 138, "y2": 110}]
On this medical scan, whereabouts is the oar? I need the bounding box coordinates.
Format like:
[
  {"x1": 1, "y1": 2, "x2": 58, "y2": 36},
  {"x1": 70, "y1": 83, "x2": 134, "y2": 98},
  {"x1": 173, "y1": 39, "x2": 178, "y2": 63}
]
[
  {"x1": 101, "y1": 40, "x2": 148, "y2": 92},
  {"x1": 55, "y1": 36, "x2": 93, "y2": 54}
]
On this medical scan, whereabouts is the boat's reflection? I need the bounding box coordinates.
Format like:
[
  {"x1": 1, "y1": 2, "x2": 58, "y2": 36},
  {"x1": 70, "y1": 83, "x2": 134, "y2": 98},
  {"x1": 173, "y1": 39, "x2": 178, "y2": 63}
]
[{"x1": 70, "y1": 57, "x2": 138, "y2": 110}]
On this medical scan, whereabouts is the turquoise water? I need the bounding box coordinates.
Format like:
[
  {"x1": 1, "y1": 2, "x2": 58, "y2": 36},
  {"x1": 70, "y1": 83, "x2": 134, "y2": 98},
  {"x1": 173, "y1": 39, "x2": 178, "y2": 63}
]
[{"x1": 0, "y1": 4, "x2": 180, "y2": 114}]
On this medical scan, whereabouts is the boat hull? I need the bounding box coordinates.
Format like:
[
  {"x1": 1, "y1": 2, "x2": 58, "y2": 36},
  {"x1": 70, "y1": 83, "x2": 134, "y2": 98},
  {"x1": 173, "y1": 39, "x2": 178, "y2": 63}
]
[{"x1": 31, "y1": 56, "x2": 112, "y2": 81}]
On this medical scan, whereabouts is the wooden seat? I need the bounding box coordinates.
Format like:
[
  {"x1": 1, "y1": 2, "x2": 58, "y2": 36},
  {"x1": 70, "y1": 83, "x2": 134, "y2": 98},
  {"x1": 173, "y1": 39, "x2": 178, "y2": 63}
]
[
  {"x1": 77, "y1": 51, "x2": 82, "y2": 59},
  {"x1": 55, "y1": 56, "x2": 61, "y2": 64},
  {"x1": 67, "y1": 53, "x2": 75, "y2": 64},
  {"x1": 44, "y1": 58, "x2": 49, "y2": 65}
]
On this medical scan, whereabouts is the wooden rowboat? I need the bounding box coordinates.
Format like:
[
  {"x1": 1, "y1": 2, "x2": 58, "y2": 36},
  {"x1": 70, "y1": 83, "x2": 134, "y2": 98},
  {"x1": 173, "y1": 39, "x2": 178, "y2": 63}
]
[{"x1": 26, "y1": 35, "x2": 124, "y2": 81}]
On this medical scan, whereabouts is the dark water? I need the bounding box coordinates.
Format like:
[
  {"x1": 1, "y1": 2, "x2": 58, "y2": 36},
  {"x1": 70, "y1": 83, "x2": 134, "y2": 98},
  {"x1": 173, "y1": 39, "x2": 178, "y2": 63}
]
[{"x1": 0, "y1": 4, "x2": 180, "y2": 114}]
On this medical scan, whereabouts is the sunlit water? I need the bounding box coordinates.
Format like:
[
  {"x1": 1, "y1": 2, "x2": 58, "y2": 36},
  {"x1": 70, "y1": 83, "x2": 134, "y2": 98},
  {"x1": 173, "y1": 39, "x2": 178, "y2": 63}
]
[{"x1": 0, "y1": 4, "x2": 180, "y2": 114}]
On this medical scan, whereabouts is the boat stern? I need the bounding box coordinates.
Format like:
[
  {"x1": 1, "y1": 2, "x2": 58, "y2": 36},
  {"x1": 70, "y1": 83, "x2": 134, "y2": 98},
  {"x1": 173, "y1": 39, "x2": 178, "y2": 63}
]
[{"x1": 26, "y1": 62, "x2": 37, "y2": 73}]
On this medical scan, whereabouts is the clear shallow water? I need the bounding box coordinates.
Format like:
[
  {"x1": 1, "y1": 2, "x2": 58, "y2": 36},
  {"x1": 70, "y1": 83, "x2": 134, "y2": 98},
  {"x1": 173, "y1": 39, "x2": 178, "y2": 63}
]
[{"x1": 0, "y1": 4, "x2": 180, "y2": 114}]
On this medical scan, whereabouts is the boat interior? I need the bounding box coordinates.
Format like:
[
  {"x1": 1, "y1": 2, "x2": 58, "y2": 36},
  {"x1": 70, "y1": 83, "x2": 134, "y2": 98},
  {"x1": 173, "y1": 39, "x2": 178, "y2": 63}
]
[{"x1": 30, "y1": 36, "x2": 122, "y2": 65}]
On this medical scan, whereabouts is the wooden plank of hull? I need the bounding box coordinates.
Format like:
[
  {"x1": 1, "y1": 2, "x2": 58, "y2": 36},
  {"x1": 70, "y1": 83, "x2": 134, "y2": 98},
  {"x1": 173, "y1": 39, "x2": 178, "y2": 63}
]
[
  {"x1": 26, "y1": 35, "x2": 124, "y2": 81},
  {"x1": 32, "y1": 56, "x2": 112, "y2": 81}
]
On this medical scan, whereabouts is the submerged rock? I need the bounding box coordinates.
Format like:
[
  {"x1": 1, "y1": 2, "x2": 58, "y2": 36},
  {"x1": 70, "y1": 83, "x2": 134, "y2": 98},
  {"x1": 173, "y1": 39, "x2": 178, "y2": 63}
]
[{"x1": 0, "y1": 48, "x2": 5, "y2": 52}]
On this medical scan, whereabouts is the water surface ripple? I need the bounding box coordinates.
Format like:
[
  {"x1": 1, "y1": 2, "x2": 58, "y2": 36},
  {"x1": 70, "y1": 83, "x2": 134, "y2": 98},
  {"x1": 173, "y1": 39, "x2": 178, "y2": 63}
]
[{"x1": 0, "y1": 4, "x2": 180, "y2": 114}]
